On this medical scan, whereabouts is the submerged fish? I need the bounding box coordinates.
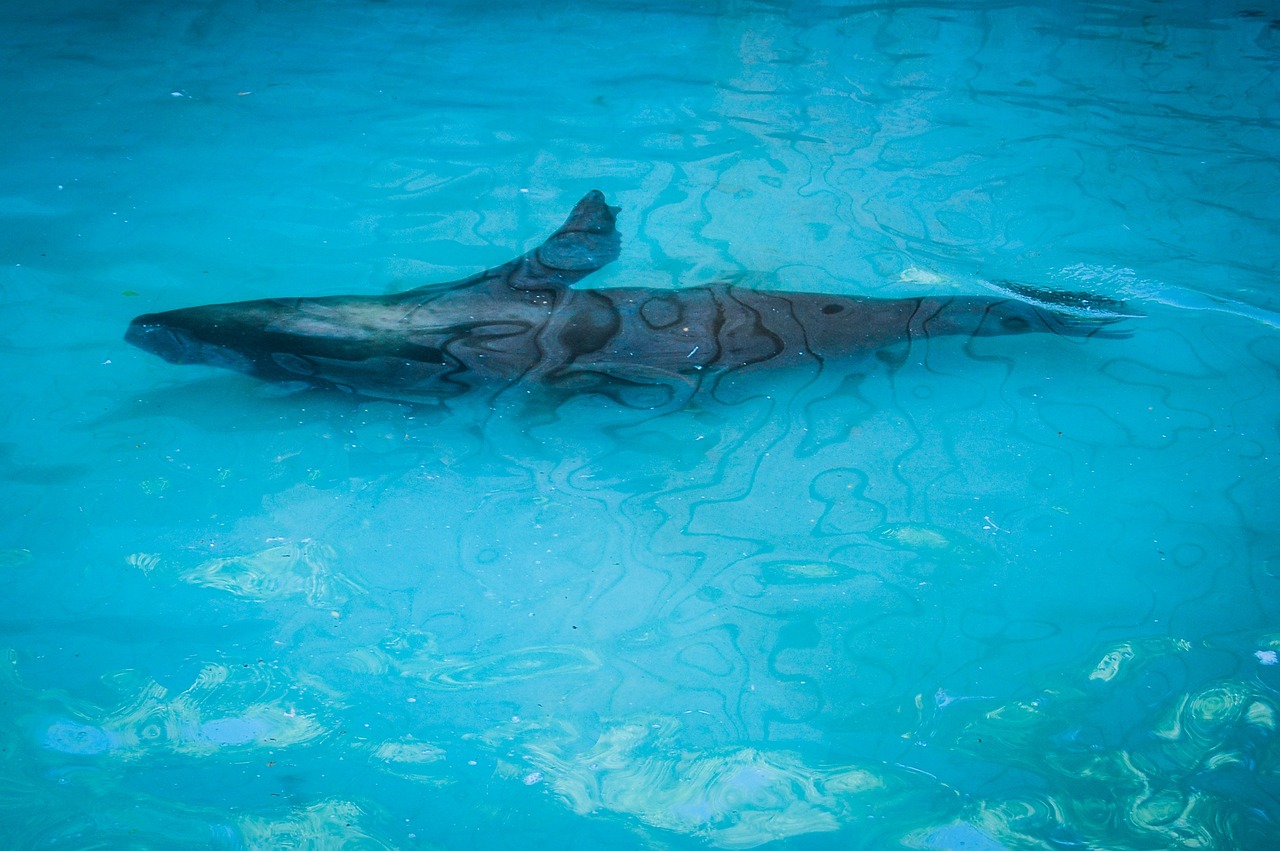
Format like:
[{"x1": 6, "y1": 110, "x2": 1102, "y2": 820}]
[{"x1": 125, "y1": 191, "x2": 1125, "y2": 408}]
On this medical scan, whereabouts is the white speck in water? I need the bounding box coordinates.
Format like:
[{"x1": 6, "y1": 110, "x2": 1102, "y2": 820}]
[
  {"x1": 522, "y1": 771, "x2": 543, "y2": 785},
  {"x1": 1256, "y1": 650, "x2": 1278, "y2": 666}
]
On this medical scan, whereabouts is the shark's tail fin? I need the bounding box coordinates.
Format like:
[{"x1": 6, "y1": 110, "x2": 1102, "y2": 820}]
[
  {"x1": 986, "y1": 280, "x2": 1138, "y2": 339},
  {"x1": 989, "y1": 280, "x2": 1139, "y2": 319},
  {"x1": 534, "y1": 189, "x2": 621, "y2": 275}
]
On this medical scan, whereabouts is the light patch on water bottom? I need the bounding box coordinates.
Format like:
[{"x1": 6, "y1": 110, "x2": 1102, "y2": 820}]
[
  {"x1": 512, "y1": 716, "x2": 897, "y2": 849},
  {"x1": 903, "y1": 820, "x2": 1007, "y2": 850},
  {"x1": 898, "y1": 267, "x2": 953, "y2": 287},
  {"x1": 1088, "y1": 637, "x2": 1190, "y2": 682},
  {"x1": 399, "y1": 644, "x2": 602, "y2": 689},
  {"x1": 179, "y1": 540, "x2": 364, "y2": 607},
  {"x1": 944, "y1": 638, "x2": 1280, "y2": 849},
  {"x1": 372, "y1": 737, "x2": 446, "y2": 764},
  {"x1": 125, "y1": 551, "x2": 161, "y2": 574},
  {"x1": 758, "y1": 558, "x2": 859, "y2": 583},
  {"x1": 870, "y1": 522, "x2": 989, "y2": 563},
  {"x1": 370, "y1": 736, "x2": 450, "y2": 784},
  {"x1": 0, "y1": 547, "x2": 34, "y2": 569},
  {"x1": 36, "y1": 662, "x2": 325, "y2": 759},
  {"x1": 237, "y1": 799, "x2": 392, "y2": 851}
]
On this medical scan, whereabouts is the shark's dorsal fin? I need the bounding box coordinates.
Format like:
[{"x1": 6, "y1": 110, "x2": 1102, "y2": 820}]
[
  {"x1": 534, "y1": 189, "x2": 620, "y2": 275},
  {"x1": 404, "y1": 190, "x2": 620, "y2": 299}
]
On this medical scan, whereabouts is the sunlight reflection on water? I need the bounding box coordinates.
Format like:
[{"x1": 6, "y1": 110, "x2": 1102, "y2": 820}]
[{"x1": 1, "y1": 0, "x2": 1278, "y2": 847}]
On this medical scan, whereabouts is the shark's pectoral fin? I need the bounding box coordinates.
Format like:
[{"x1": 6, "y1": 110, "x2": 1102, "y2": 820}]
[{"x1": 272, "y1": 352, "x2": 317, "y2": 376}]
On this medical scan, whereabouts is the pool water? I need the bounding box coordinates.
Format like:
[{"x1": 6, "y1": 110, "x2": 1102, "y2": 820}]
[{"x1": 2, "y1": 0, "x2": 1278, "y2": 847}]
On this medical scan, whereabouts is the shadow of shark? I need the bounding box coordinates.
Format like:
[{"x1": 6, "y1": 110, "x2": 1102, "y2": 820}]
[{"x1": 126, "y1": 191, "x2": 1127, "y2": 409}]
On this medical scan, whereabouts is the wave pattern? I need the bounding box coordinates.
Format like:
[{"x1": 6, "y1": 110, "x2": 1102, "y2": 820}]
[{"x1": 2, "y1": 0, "x2": 1278, "y2": 847}]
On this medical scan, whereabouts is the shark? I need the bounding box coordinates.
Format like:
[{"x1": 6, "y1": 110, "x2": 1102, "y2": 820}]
[{"x1": 125, "y1": 190, "x2": 1126, "y2": 409}]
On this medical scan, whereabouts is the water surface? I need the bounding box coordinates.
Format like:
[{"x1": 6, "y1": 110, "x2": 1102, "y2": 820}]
[{"x1": 2, "y1": 0, "x2": 1278, "y2": 847}]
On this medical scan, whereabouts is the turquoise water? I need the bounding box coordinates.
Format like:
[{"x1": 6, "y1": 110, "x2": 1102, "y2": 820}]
[{"x1": 3, "y1": 0, "x2": 1279, "y2": 847}]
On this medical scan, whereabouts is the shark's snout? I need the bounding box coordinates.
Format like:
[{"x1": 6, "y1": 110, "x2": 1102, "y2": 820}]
[
  {"x1": 126, "y1": 315, "x2": 195, "y2": 363},
  {"x1": 125, "y1": 312, "x2": 256, "y2": 373}
]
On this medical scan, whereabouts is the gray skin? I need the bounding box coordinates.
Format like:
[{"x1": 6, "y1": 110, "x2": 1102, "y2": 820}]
[{"x1": 125, "y1": 190, "x2": 1124, "y2": 409}]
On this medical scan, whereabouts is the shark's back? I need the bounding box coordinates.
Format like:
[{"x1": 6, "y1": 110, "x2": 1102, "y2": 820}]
[{"x1": 126, "y1": 190, "x2": 1128, "y2": 408}]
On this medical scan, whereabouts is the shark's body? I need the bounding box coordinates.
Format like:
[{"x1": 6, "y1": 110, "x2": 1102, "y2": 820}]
[{"x1": 126, "y1": 191, "x2": 1124, "y2": 408}]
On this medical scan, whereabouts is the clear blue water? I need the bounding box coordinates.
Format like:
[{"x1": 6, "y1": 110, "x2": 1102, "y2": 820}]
[{"x1": 3, "y1": 0, "x2": 1279, "y2": 847}]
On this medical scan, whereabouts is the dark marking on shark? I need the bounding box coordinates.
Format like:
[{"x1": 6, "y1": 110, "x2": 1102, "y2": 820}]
[{"x1": 126, "y1": 191, "x2": 1127, "y2": 409}]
